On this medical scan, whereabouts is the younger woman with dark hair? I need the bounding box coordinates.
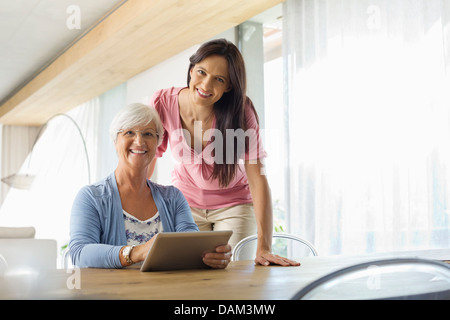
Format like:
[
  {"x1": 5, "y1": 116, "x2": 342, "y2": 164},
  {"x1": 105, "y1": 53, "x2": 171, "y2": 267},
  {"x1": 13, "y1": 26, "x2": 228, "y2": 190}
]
[{"x1": 149, "y1": 39, "x2": 299, "y2": 267}]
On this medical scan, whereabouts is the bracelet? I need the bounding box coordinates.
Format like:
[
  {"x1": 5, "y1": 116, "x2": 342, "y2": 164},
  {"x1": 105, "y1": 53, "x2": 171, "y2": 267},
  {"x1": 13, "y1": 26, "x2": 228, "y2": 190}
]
[{"x1": 123, "y1": 245, "x2": 135, "y2": 265}]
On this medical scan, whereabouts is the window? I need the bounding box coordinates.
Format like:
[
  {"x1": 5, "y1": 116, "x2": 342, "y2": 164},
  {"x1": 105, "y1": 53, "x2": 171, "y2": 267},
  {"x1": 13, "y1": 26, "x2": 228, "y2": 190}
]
[{"x1": 282, "y1": 0, "x2": 450, "y2": 255}]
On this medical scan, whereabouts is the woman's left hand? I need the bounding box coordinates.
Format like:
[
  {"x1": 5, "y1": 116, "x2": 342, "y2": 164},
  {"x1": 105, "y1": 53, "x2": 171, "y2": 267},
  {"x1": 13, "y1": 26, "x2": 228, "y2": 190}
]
[
  {"x1": 255, "y1": 249, "x2": 301, "y2": 267},
  {"x1": 202, "y1": 244, "x2": 232, "y2": 269}
]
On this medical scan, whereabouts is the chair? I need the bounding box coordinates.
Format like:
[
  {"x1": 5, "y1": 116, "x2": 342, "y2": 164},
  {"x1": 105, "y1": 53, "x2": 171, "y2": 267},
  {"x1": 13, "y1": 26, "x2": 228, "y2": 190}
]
[
  {"x1": 0, "y1": 226, "x2": 35, "y2": 239},
  {"x1": 232, "y1": 232, "x2": 318, "y2": 261},
  {"x1": 60, "y1": 246, "x2": 73, "y2": 269},
  {"x1": 292, "y1": 258, "x2": 450, "y2": 300},
  {"x1": 0, "y1": 238, "x2": 57, "y2": 273}
]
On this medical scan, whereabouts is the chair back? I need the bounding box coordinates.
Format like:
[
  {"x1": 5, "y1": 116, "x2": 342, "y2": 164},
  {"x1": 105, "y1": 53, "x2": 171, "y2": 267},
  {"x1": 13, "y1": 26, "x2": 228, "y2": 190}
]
[
  {"x1": 292, "y1": 258, "x2": 450, "y2": 300},
  {"x1": 0, "y1": 227, "x2": 35, "y2": 239},
  {"x1": 232, "y1": 232, "x2": 318, "y2": 261},
  {"x1": 60, "y1": 246, "x2": 73, "y2": 269}
]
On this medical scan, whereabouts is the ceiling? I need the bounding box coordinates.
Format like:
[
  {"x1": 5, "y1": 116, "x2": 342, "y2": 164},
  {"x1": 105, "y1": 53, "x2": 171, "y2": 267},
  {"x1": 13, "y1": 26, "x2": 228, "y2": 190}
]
[{"x1": 0, "y1": 0, "x2": 283, "y2": 126}]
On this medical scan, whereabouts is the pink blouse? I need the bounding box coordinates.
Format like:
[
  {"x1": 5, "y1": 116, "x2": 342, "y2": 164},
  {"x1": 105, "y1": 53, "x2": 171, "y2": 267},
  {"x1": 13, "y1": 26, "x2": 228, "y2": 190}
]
[{"x1": 151, "y1": 87, "x2": 267, "y2": 209}]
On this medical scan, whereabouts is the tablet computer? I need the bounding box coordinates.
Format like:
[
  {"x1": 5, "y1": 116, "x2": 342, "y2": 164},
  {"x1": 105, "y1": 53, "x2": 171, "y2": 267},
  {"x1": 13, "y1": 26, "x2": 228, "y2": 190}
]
[{"x1": 140, "y1": 230, "x2": 233, "y2": 272}]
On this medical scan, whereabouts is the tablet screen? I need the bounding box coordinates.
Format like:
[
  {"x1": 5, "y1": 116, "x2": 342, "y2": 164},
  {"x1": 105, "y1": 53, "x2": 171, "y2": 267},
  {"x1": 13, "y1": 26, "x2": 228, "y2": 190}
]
[{"x1": 140, "y1": 230, "x2": 232, "y2": 272}]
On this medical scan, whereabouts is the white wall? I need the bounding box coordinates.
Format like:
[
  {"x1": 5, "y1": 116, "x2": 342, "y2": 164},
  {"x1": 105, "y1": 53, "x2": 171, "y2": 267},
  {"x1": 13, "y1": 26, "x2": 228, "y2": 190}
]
[{"x1": 126, "y1": 28, "x2": 237, "y2": 185}]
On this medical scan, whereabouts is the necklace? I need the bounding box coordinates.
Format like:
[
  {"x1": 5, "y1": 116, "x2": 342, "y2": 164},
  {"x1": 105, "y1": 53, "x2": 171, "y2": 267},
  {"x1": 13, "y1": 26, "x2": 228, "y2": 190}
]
[
  {"x1": 182, "y1": 91, "x2": 214, "y2": 132},
  {"x1": 199, "y1": 111, "x2": 214, "y2": 131}
]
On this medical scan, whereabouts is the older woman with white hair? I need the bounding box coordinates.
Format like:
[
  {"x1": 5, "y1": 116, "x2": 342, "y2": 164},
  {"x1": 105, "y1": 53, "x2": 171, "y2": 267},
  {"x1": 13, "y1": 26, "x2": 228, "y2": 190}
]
[{"x1": 69, "y1": 103, "x2": 232, "y2": 269}]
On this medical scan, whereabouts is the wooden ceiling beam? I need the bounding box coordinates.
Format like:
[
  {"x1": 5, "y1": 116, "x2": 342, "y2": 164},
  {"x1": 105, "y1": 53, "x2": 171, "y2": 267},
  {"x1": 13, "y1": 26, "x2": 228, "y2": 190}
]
[{"x1": 0, "y1": 0, "x2": 283, "y2": 126}]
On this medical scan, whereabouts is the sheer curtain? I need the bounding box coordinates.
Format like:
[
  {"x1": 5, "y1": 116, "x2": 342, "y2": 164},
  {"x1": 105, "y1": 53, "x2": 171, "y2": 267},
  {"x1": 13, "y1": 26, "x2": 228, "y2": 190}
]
[
  {"x1": 283, "y1": 0, "x2": 450, "y2": 255},
  {"x1": 0, "y1": 98, "x2": 100, "y2": 248}
]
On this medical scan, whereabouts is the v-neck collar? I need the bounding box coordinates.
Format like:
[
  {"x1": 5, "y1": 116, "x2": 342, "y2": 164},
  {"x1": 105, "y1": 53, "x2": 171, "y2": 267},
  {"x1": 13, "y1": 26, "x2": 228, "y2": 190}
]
[{"x1": 176, "y1": 87, "x2": 216, "y2": 156}]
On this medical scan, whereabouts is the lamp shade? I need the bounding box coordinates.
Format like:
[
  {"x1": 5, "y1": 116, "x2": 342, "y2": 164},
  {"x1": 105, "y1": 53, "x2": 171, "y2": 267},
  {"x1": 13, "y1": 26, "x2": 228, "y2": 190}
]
[
  {"x1": 1, "y1": 173, "x2": 35, "y2": 190},
  {"x1": 1, "y1": 113, "x2": 90, "y2": 190}
]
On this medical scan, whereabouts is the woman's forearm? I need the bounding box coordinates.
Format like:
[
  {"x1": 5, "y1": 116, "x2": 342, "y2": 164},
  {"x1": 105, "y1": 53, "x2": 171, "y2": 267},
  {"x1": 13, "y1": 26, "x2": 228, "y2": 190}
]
[{"x1": 245, "y1": 160, "x2": 273, "y2": 253}]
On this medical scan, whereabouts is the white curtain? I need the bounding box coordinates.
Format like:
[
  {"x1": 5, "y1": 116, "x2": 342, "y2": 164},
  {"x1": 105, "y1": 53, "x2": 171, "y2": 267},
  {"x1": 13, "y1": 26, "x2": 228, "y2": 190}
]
[
  {"x1": 283, "y1": 0, "x2": 450, "y2": 255},
  {"x1": 0, "y1": 98, "x2": 100, "y2": 248}
]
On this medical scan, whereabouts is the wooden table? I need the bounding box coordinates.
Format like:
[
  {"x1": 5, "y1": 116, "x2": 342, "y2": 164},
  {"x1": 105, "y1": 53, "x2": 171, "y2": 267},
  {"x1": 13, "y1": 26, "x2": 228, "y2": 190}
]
[
  {"x1": 1, "y1": 248, "x2": 449, "y2": 300},
  {"x1": 73, "y1": 261, "x2": 304, "y2": 300}
]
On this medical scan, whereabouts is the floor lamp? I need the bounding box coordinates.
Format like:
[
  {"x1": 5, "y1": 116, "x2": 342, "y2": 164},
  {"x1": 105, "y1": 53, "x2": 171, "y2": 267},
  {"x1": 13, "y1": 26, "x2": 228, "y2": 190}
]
[{"x1": 1, "y1": 113, "x2": 91, "y2": 189}]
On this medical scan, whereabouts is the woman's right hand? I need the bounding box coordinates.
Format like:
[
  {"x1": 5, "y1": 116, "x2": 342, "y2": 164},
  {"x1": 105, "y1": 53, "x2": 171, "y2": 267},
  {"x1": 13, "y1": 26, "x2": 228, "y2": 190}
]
[
  {"x1": 120, "y1": 236, "x2": 156, "y2": 266},
  {"x1": 133, "y1": 236, "x2": 157, "y2": 262}
]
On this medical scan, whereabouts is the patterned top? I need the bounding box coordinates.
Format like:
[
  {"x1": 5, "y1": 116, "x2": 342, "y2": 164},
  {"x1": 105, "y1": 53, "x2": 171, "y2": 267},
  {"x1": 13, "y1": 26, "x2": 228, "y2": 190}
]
[
  {"x1": 123, "y1": 210, "x2": 163, "y2": 245},
  {"x1": 70, "y1": 172, "x2": 198, "y2": 268}
]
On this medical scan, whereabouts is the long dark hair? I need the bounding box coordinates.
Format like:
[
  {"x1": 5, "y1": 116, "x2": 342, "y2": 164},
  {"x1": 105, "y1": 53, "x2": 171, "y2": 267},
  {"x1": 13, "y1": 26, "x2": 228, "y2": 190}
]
[{"x1": 187, "y1": 39, "x2": 258, "y2": 188}]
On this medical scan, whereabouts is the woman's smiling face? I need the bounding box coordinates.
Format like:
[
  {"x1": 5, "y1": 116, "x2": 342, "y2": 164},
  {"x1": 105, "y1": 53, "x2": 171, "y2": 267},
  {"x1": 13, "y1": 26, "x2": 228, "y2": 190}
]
[
  {"x1": 188, "y1": 54, "x2": 231, "y2": 106},
  {"x1": 115, "y1": 121, "x2": 158, "y2": 170}
]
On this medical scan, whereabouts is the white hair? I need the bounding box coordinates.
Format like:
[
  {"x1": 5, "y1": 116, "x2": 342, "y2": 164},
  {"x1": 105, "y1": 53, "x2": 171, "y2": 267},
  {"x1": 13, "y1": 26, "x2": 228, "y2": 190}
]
[{"x1": 109, "y1": 103, "x2": 164, "y2": 146}]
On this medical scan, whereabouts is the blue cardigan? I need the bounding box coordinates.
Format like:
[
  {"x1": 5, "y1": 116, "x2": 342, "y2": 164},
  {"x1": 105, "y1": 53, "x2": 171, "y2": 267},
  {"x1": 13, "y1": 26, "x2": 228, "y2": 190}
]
[{"x1": 69, "y1": 172, "x2": 199, "y2": 268}]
